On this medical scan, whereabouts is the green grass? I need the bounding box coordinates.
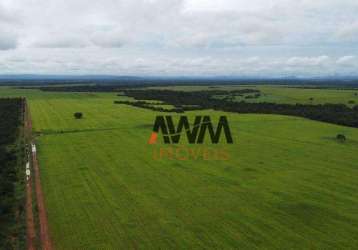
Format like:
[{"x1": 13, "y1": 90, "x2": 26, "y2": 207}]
[{"x1": 1, "y1": 86, "x2": 358, "y2": 249}]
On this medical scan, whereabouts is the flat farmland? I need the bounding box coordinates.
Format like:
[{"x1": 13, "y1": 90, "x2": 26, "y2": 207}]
[{"x1": 1, "y1": 87, "x2": 358, "y2": 249}]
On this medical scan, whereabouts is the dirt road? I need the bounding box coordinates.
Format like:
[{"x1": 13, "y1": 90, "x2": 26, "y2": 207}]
[
  {"x1": 26, "y1": 180, "x2": 36, "y2": 250},
  {"x1": 25, "y1": 100, "x2": 53, "y2": 250},
  {"x1": 24, "y1": 99, "x2": 36, "y2": 250}
]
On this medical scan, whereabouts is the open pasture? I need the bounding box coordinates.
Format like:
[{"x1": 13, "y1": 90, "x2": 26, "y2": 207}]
[{"x1": 1, "y1": 87, "x2": 358, "y2": 249}]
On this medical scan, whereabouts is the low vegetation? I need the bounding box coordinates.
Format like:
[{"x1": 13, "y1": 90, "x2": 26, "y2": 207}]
[
  {"x1": 336, "y1": 134, "x2": 347, "y2": 142},
  {"x1": 74, "y1": 112, "x2": 83, "y2": 119}
]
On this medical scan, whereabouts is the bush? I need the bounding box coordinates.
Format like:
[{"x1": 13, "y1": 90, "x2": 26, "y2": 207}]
[
  {"x1": 336, "y1": 134, "x2": 346, "y2": 142},
  {"x1": 74, "y1": 112, "x2": 83, "y2": 119}
]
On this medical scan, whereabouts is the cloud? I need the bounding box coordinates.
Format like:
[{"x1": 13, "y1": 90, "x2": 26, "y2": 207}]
[
  {"x1": 286, "y1": 56, "x2": 330, "y2": 67},
  {"x1": 30, "y1": 34, "x2": 88, "y2": 49},
  {"x1": 90, "y1": 28, "x2": 126, "y2": 48},
  {"x1": 0, "y1": 33, "x2": 17, "y2": 50},
  {"x1": 336, "y1": 22, "x2": 358, "y2": 42},
  {"x1": 337, "y1": 56, "x2": 356, "y2": 66},
  {"x1": 3, "y1": 0, "x2": 358, "y2": 49},
  {"x1": 0, "y1": 4, "x2": 19, "y2": 50},
  {"x1": 0, "y1": 0, "x2": 358, "y2": 76}
]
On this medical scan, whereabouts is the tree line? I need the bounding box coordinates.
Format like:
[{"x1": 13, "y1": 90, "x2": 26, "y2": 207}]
[
  {"x1": 0, "y1": 98, "x2": 25, "y2": 249},
  {"x1": 116, "y1": 89, "x2": 358, "y2": 128}
]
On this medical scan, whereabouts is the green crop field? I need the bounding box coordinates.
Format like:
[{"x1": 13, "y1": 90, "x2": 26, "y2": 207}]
[{"x1": 1, "y1": 86, "x2": 358, "y2": 249}]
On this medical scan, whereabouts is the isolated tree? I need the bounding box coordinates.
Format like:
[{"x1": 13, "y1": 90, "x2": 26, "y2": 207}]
[
  {"x1": 74, "y1": 112, "x2": 83, "y2": 119},
  {"x1": 336, "y1": 134, "x2": 346, "y2": 142}
]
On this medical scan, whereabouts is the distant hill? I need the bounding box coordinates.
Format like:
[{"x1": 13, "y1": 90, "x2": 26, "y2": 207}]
[{"x1": 1, "y1": 74, "x2": 358, "y2": 87}]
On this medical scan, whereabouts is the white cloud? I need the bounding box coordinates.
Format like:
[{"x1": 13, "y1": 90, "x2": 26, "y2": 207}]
[
  {"x1": 337, "y1": 56, "x2": 356, "y2": 66},
  {"x1": 0, "y1": 0, "x2": 358, "y2": 75},
  {"x1": 286, "y1": 56, "x2": 330, "y2": 67},
  {"x1": 90, "y1": 28, "x2": 126, "y2": 48}
]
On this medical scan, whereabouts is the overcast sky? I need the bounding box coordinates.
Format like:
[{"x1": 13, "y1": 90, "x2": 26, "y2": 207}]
[{"x1": 1, "y1": 0, "x2": 358, "y2": 77}]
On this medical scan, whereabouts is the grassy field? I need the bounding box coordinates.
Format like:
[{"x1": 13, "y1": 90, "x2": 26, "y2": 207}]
[{"x1": 1, "y1": 86, "x2": 358, "y2": 249}]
